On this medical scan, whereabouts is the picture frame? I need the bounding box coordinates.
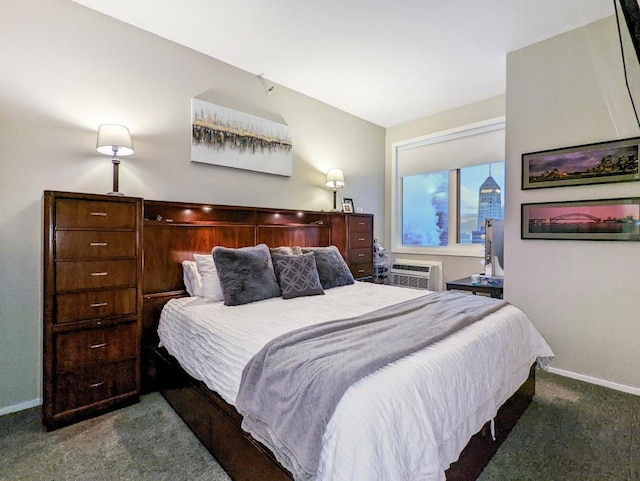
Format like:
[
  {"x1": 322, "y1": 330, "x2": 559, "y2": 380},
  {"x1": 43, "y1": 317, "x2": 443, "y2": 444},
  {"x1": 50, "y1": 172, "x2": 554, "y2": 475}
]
[
  {"x1": 521, "y1": 197, "x2": 640, "y2": 241},
  {"x1": 191, "y1": 98, "x2": 293, "y2": 177},
  {"x1": 522, "y1": 137, "x2": 640, "y2": 190},
  {"x1": 342, "y1": 197, "x2": 355, "y2": 214}
]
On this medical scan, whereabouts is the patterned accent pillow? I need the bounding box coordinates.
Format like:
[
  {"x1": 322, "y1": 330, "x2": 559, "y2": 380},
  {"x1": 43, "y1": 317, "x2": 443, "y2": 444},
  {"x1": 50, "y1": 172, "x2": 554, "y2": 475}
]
[
  {"x1": 272, "y1": 252, "x2": 325, "y2": 300},
  {"x1": 212, "y1": 244, "x2": 281, "y2": 306},
  {"x1": 301, "y1": 246, "x2": 355, "y2": 289}
]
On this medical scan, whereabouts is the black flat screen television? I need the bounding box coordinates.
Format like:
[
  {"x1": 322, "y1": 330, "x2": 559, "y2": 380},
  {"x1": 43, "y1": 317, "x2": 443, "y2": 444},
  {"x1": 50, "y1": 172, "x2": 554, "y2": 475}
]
[{"x1": 618, "y1": 0, "x2": 640, "y2": 128}]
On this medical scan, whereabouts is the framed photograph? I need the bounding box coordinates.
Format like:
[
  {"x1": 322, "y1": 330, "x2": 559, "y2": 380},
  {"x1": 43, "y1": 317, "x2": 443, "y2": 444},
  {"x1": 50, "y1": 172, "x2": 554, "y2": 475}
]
[
  {"x1": 522, "y1": 137, "x2": 640, "y2": 189},
  {"x1": 342, "y1": 197, "x2": 354, "y2": 211},
  {"x1": 521, "y1": 197, "x2": 640, "y2": 241},
  {"x1": 342, "y1": 202, "x2": 354, "y2": 213}
]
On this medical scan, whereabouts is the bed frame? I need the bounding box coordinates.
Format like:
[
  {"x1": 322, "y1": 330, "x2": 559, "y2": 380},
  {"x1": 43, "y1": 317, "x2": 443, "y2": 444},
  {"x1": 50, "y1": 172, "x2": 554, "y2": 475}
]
[{"x1": 141, "y1": 199, "x2": 535, "y2": 481}]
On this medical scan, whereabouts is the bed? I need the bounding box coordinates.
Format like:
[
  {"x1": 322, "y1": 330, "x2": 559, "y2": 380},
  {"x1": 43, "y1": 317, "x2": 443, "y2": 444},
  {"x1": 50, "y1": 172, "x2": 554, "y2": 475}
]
[{"x1": 140, "y1": 199, "x2": 553, "y2": 481}]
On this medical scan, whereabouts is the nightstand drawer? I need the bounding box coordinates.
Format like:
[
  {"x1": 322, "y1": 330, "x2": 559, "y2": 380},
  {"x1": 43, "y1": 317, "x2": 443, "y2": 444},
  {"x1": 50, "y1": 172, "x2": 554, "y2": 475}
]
[
  {"x1": 349, "y1": 248, "x2": 372, "y2": 263},
  {"x1": 350, "y1": 263, "x2": 374, "y2": 279},
  {"x1": 56, "y1": 199, "x2": 136, "y2": 229},
  {"x1": 349, "y1": 215, "x2": 372, "y2": 232},
  {"x1": 55, "y1": 359, "x2": 137, "y2": 412},
  {"x1": 349, "y1": 231, "x2": 372, "y2": 248},
  {"x1": 56, "y1": 260, "x2": 137, "y2": 292},
  {"x1": 55, "y1": 288, "x2": 137, "y2": 324},
  {"x1": 55, "y1": 323, "x2": 137, "y2": 372},
  {"x1": 56, "y1": 231, "x2": 136, "y2": 260}
]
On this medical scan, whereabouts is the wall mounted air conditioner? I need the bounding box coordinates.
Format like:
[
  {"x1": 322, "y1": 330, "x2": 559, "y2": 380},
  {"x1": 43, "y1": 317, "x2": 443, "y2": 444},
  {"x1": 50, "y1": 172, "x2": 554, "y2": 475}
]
[{"x1": 389, "y1": 259, "x2": 443, "y2": 291}]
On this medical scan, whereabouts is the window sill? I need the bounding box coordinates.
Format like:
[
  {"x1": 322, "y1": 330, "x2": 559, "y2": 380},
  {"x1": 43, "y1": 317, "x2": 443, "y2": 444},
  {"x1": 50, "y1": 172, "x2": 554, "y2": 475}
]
[{"x1": 392, "y1": 244, "x2": 484, "y2": 258}]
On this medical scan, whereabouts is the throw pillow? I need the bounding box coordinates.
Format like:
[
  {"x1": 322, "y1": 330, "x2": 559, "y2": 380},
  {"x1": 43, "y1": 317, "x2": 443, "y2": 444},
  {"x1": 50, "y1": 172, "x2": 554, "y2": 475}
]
[
  {"x1": 272, "y1": 252, "x2": 324, "y2": 299},
  {"x1": 301, "y1": 245, "x2": 355, "y2": 289},
  {"x1": 212, "y1": 244, "x2": 281, "y2": 306}
]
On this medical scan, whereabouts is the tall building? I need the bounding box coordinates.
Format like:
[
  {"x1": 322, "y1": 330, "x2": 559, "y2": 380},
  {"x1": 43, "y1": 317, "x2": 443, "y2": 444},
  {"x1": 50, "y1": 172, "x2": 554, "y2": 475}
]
[{"x1": 477, "y1": 168, "x2": 503, "y2": 231}]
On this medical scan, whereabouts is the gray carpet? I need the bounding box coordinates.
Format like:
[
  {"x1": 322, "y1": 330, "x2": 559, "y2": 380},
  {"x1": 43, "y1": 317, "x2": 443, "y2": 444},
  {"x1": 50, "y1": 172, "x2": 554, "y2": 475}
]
[{"x1": 0, "y1": 370, "x2": 638, "y2": 481}]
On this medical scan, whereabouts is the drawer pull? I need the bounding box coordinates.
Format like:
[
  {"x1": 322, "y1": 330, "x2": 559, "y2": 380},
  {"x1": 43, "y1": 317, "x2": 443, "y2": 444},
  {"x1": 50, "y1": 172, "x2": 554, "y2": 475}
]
[
  {"x1": 358, "y1": 237, "x2": 365, "y2": 241},
  {"x1": 89, "y1": 242, "x2": 108, "y2": 247},
  {"x1": 358, "y1": 269, "x2": 365, "y2": 273},
  {"x1": 90, "y1": 381, "x2": 105, "y2": 388},
  {"x1": 89, "y1": 302, "x2": 108, "y2": 308},
  {"x1": 358, "y1": 222, "x2": 365, "y2": 226},
  {"x1": 90, "y1": 272, "x2": 108, "y2": 276},
  {"x1": 90, "y1": 342, "x2": 107, "y2": 349},
  {"x1": 358, "y1": 253, "x2": 365, "y2": 257},
  {"x1": 90, "y1": 212, "x2": 108, "y2": 217}
]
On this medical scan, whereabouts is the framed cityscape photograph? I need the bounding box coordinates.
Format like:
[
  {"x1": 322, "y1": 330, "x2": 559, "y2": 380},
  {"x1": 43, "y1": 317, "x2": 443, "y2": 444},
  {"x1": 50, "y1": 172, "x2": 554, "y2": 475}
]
[
  {"x1": 522, "y1": 137, "x2": 640, "y2": 189},
  {"x1": 521, "y1": 197, "x2": 640, "y2": 241}
]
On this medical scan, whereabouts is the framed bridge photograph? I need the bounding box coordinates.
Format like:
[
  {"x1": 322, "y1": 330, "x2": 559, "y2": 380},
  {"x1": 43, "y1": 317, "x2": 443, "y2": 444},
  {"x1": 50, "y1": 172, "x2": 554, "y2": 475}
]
[
  {"x1": 522, "y1": 137, "x2": 640, "y2": 190},
  {"x1": 521, "y1": 197, "x2": 640, "y2": 241}
]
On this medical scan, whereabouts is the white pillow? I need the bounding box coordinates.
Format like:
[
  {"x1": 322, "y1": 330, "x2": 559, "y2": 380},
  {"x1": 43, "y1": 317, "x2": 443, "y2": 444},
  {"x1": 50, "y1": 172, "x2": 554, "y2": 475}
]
[
  {"x1": 193, "y1": 253, "x2": 224, "y2": 302},
  {"x1": 181, "y1": 260, "x2": 202, "y2": 297}
]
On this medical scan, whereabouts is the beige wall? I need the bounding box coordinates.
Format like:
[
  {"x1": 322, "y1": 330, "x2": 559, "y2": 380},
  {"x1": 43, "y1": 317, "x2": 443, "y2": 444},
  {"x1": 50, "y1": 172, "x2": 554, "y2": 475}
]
[
  {"x1": 384, "y1": 95, "x2": 506, "y2": 282},
  {"x1": 506, "y1": 17, "x2": 640, "y2": 392},
  {"x1": 0, "y1": 0, "x2": 385, "y2": 412}
]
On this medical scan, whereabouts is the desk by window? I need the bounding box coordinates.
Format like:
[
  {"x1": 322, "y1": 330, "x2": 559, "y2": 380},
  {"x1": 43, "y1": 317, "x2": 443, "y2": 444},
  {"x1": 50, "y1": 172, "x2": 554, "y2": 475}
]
[{"x1": 445, "y1": 277, "x2": 504, "y2": 299}]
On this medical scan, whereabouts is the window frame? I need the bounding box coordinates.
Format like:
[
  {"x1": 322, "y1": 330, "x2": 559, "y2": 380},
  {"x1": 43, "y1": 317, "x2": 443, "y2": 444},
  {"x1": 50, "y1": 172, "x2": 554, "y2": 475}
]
[{"x1": 390, "y1": 117, "x2": 505, "y2": 257}]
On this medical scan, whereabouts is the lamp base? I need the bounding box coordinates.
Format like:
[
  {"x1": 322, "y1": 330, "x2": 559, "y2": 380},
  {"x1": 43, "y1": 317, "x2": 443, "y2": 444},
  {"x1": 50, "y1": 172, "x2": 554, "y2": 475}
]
[{"x1": 106, "y1": 191, "x2": 125, "y2": 196}]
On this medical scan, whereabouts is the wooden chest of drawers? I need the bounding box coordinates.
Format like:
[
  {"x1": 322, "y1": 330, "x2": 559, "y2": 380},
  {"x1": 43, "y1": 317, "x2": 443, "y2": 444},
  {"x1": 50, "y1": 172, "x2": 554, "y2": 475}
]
[
  {"x1": 43, "y1": 191, "x2": 142, "y2": 430},
  {"x1": 331, "y1": 213, "x2": 374, "y2": 280}
]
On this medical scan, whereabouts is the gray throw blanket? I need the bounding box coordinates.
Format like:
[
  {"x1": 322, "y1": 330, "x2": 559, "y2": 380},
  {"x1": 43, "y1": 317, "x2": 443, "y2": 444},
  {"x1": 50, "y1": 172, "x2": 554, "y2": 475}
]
[{"x1": 235, "y1": 291, "x2": 508, "y2": 481}]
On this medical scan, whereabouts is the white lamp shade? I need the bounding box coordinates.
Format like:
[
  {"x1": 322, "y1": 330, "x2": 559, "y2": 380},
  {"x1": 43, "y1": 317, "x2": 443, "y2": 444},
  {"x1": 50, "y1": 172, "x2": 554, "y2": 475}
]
[
  {"x1": 96, "y1": 124, "x2": 134, "y2": 156},
  {"x1": 325, "y1": 168, "x2": 344, "y2": 189}
]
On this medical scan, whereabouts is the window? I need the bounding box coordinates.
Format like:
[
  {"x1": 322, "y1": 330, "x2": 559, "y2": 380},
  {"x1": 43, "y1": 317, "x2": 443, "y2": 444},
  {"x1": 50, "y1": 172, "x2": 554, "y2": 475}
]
[
  {"x1": 459, "y1": 162, "x2": 505, "y2": 244},
  {"x1": 392, "y1": 118, "x2": 505, "y2": 256}
]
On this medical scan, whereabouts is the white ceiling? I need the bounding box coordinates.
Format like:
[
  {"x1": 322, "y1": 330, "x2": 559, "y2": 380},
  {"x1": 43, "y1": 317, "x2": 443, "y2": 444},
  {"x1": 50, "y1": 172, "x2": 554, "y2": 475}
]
[{"x1": 71, "y1": 0, "x2": 614, "y2": 127}]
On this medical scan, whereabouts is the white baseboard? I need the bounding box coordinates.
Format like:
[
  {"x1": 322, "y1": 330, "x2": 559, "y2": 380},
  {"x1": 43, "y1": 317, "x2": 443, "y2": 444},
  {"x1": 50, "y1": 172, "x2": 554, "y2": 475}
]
[
  {"x1": 546, "y1": 367, "x2": 640, "y2": 396},
  {"x1": 0, "y1": 398, "x2": 42, "y2": 417}
]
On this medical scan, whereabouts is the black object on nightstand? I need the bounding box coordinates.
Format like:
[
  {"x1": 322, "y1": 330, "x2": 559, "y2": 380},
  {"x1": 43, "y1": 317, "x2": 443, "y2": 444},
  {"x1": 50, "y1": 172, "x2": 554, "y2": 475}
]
[{"x1": 445, "y1": 276, "x2": 504, "y2": 299}]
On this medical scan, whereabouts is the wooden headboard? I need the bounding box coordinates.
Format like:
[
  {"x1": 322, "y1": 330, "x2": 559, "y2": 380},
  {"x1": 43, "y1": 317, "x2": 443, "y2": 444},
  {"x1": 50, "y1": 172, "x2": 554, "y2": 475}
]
[
  {"x1": 142, "y1": 199, "x2": 333, "y2": 295},
  {"x1": 140, "y1": 199, "x2": 334, "y2": 389}
]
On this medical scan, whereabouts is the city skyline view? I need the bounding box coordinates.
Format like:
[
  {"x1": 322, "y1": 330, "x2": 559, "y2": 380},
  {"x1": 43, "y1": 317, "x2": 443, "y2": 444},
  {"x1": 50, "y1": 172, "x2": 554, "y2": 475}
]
[{"x1": 403, "y1": 161, "x2": 504, "y2": 246}]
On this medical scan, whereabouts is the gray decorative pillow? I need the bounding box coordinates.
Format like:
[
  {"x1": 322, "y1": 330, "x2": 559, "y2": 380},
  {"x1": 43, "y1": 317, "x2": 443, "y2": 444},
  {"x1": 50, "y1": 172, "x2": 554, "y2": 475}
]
[
  {"x1": 272, "y1": 252, "x2": 324, "y2": 300},
  {"x1": 269, "y1": 246, "x2": 303, "y2": 258},
  {"x1": 212, "y1": 244, "x2": 281, "y2": 306},
  {"x1": 301, "y1": 245, "x2": 355, "y2": 289}
]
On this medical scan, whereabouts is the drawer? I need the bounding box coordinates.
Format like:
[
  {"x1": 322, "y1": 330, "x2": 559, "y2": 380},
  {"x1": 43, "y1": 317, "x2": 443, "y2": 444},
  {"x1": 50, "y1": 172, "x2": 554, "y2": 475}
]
[
  {"x1": 54, "y1": 359, "x2": 137, "y2": 413},
  {"x1": 56, "y1": 260, "x2": 137, "y2": 292},
  {"x1": 349, "y1": 215, "x2": 372, "y2": 233},
  {"x1": 350, "y1": 263, "x2": 374, "y2": 279},
  {"x1": 56, "y1": 288, "x2": 137, "y2": 324},
  {"x1": 56, "y1": 199, "x2": 136, "y2": 230},
  {"x1": 349, "y1": 231, "x2": 372, "y2": 249},
  {"x1": 56, "y1": 231, "x2": 136, "y2": 260},
  {"x1": 348, "y1": 248, "x2": 373, "y2": 263},
  {"x1": 55, "y1": 323, "x2": 137, "y2": 372}
]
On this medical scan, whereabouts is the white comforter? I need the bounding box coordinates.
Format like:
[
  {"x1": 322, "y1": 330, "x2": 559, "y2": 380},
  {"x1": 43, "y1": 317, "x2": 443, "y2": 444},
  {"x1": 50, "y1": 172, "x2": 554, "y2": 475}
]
[{"x1": 158, "y1": 282, "x2": 553, "y2": 481}]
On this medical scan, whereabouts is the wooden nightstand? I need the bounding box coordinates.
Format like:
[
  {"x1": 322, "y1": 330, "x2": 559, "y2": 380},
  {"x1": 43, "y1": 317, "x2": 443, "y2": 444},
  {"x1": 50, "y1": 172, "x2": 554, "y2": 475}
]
[
  {"x1": 42, "y1": 191, "x2": 142, "y2": 430},
  {"x1": 331, "y1": 213, "x2": 374, "y2": 280},
  {"x1": 445, "y1": 276, "x2": 504, "y2": 299}
]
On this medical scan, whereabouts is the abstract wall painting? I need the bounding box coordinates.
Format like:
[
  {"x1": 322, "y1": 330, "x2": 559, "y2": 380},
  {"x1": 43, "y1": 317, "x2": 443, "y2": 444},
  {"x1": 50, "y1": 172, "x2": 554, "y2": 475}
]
[
  {"x1": 522, "y1": 137, "x2": 640, "y2": 189},
  {"x1": 191, "y1": 98, "x2": 292, "y2": 176},
  {"x1": 521, "y1": 198, "x2": 640, "y2": 241}
]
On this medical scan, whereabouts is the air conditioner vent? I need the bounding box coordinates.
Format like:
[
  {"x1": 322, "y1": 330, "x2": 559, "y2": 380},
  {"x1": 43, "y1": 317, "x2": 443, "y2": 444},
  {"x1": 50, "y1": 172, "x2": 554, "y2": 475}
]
[
  {"x1": 390, "y1": 263, "x2": 432, "y2": 273},
  {"x1": 389, "y1": 259, "x2": 443, "y2": 291}
]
